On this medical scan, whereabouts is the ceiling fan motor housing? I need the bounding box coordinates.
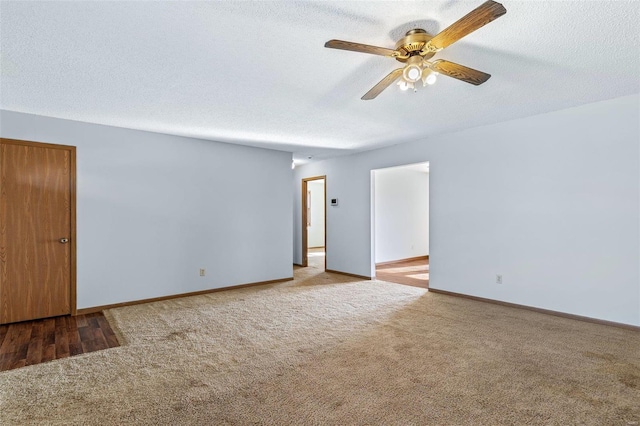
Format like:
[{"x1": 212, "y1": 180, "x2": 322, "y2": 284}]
[{"x1": 394, "y1": 29, "x2": 436, "y2": 62}]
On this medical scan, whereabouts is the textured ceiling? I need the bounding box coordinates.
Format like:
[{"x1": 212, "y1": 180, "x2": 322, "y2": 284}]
[{"x1": 1, "y1": 1, "x2": 639, "y2": 162}]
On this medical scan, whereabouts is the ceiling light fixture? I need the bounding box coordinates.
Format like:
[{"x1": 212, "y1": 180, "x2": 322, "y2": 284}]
[
  {"x1": 422, "y1": 69, "x2": 438, "y2": 86},
  {"x1": 402, "y1": 55, "x2": 424, "y2": 85},
  {"x1": 398, "y1": 57, "x2": 436, "y2": 93},
  {"x1": 404, "y1": 66, "x2": 421, "y2": 82}
]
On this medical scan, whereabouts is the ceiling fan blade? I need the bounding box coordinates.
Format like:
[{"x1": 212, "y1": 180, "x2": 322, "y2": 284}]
[
  {"x1": 325, "y1": 39, "x2": 398, "y2": 57},
  {"x1": 427, "y1": 1, "x2": 506, "y2": 51},
  {"x1": 362, "y1": 68, "x2": 404, "y2": 100},
  {"x1": 430, "y1": 59, "x2": 491, "y2": 85}
]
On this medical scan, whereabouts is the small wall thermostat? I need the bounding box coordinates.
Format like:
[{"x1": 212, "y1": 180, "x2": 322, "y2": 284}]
[{"x1": 331, "y1": 198, "x2": 338, "y2": 206}]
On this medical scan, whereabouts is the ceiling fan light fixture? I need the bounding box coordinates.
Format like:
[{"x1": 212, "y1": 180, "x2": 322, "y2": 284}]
[
  {"x1": 402, "y1": 55, "x2": 424, "y2": 84},
  {"x1": 422, "y1": 68, "x2": 438, "y2": 86},
  {"x1": 397, "y1": 80, "x2": 410, "y2": 91},
  {"x1": 403, "y1": 64, "x2": 422, "y2": 83}
]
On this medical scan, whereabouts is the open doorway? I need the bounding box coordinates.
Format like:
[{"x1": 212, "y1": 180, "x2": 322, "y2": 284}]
[
  {"x1": 372, "y1": 163, "x2": 429, "y2": 288},
  {"x1": 301, "y1": 176, "x2": 326, "y2": 269}
]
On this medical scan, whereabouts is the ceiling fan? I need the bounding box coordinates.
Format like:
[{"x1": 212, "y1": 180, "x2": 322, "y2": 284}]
[{"x1": 324, "y1": 0, "x2": 507, "y2": 100}]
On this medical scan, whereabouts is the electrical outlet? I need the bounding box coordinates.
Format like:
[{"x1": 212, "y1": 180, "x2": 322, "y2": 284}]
[
  {"x1": 496, "y1": 274, "x2": 502, "y2": 284},
  {"x1": 199, "y1": 268, "x2": 206, "y2": 277}
]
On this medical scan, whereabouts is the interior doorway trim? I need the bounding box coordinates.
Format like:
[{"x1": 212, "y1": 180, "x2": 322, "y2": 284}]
[
  {"x1": 0, "y1": 137, "x2": 77, "y2": 317},
  {"x1": 301, "y1": 175, "x2": 326, "y2": 269}
]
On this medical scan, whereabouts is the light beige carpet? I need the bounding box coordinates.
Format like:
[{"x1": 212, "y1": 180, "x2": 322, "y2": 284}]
[{"x1": 1, "y1": 257, "x2": 639, "y2": 425}]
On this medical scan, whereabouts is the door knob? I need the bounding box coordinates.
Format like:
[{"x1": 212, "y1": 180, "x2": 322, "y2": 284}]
[{"x1": 59, "y1": 238, "x2": 69, "y2": 244}]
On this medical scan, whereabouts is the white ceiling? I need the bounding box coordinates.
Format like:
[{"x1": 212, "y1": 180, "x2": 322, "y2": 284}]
[{"x1": 1, "y1": 1, "x2": 638, "y2": 162}]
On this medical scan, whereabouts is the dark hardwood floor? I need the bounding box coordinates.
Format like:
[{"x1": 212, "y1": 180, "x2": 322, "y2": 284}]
[
  {"x1": 0, "y1": 312, "x2": 119, "y2": 372},
  {"x1": 376, "y1": 257, "x2": 429, "y2": 289}
]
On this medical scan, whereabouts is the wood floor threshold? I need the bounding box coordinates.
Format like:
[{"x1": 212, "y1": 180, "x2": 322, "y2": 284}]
[
  {"x1": 428, "y1": 288, "x2": 640, "y2": 332},
  {"x1": 325, "y1": 269, "x2": 372, "y2": 280},
  {"x1": 77, "y1": 277, "x2": 294, "y2": 315},
  {"x1": 0, "y1": 312, "x2": 119, "y2": 371},
  {"x1": 376, "y1": 255, "x2": 429, "y2": 267}
]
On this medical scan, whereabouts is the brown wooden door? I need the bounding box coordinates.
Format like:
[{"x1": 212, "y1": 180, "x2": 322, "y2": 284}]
[{"x1": 0, "y1": 139, "x2": 76, "y2": 324}]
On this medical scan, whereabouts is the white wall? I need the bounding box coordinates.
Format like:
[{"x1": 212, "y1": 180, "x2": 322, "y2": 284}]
[
  {"x1": 293, "y1": 94, "x2": 640, "y2": 326},
  {"x1": 374, "y1": 166, "x2": 429, "y2": 263},
  {"x1": 307, "y1": 179, "x2": 325, "y2": 248},
  {"x1": 0, "y1": 110, "x2": 293, "y2": 309}
]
